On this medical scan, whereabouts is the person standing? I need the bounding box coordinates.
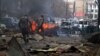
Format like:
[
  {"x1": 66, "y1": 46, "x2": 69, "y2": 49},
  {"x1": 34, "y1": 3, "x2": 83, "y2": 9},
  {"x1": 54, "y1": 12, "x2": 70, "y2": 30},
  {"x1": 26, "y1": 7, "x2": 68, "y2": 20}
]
[
  {"x1": 18, "y1": 15, "x2": 31, "y2": 44},
  {"x1": 36, "y1": 15, "x2": 45, "y2": 37}
]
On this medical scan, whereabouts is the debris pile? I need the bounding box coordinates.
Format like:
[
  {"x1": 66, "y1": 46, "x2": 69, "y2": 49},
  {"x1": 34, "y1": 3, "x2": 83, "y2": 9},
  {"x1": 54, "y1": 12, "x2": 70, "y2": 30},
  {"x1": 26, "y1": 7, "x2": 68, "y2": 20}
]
[
  {"x1": 88, "y1": 32, "x2": 100, "y2": 44},
  {"x1": 0, "y1": 33, "x2": 100, "y2": 56}
]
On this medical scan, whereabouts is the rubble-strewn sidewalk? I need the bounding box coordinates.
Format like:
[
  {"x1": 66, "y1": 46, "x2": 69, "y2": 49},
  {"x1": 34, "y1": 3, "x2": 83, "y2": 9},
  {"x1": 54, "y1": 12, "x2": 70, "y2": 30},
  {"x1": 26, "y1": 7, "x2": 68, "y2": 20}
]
[{"x1": 0, "y1": 33, "x2": 100, "y2": 56}]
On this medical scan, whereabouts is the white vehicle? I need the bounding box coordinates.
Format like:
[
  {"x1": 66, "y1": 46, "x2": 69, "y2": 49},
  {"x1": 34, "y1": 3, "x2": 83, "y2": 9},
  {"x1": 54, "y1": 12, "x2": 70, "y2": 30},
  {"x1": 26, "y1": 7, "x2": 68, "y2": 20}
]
[
  {"x1": 0, "y1": 24, "x2": 7, "y2": 29},
  {"x1": 78, "y1": 21, "x2": 89, "y2": 29},
  {"x1": 60, "y1": 21, "x2": 72, "y2": 28}
]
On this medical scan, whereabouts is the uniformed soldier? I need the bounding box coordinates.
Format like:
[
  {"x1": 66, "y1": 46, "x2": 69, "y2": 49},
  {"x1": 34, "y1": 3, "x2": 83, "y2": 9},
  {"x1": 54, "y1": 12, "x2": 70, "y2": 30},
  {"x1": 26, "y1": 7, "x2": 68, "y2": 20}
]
[{"x1": 18, "y1": 15, "x2": 31, "y2": 44}]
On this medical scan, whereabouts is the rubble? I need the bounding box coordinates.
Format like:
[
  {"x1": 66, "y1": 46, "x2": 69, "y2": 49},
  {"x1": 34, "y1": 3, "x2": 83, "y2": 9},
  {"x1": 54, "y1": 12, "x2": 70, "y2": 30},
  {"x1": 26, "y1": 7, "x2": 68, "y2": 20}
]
[
  {"x1": 7, "y1": 37, "x2": 25, "y2": 56},
  {"x1": 0, "y1": 39, "x2": 7, "y2": 51},
  {"x1": 31, "y1": 34, "x2": 44, "y2": 41},
  {"x1": 0, "y1": 32, "x2": 100, "y2": 56},
  {"x1": 13, "y1": 33, "x2": 22, "y2": 37},
  {"x1": 88, "y1": 32, "x2": 100, "y2": 44},
  {"x1": 0, "y1": 52, "x2": 6, "y2": 56},
  {"x1": 96, "y1": 47, "x2": 100, "y2": 56}
]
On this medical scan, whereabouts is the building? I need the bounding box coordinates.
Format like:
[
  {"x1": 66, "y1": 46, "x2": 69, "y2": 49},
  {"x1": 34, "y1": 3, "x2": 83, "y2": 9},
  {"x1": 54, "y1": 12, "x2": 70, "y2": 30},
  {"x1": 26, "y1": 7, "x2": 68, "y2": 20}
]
[
  {"x1": 66, "y1": 0, "x2": 86, "y2": 19},
  {"x1": 86, "y1": 0, "x2": 98, "y2": 20},
  {"x1": 74, "y1": 0, "x2": 85, "y2": 19},
  {"x1": 67, "y1": 0, "x2": 75, "y2": 18},
  {"x1": 52, "y1": 0, "x2": 67, "y2": 18}
]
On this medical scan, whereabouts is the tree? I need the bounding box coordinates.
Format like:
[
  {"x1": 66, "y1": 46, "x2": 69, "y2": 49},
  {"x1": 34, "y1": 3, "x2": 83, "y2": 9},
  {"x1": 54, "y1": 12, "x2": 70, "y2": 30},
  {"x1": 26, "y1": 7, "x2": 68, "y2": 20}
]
[{"x1": 98, "y1": 0, "x2": 100, "y2": 31}]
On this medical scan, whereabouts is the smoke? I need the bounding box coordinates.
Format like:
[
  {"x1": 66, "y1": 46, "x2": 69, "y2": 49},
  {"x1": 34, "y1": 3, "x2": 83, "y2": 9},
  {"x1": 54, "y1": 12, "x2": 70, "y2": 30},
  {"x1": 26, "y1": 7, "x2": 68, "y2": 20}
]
[
  {"x1": 1, "y1": 0, "x2": 67, "y2": 17},
  {"x1": 27, "y1": 0, "x2": 53, "y2": 16},
  {"x1": 0, "y1": 0, "x2": 53, "y2": 17}
]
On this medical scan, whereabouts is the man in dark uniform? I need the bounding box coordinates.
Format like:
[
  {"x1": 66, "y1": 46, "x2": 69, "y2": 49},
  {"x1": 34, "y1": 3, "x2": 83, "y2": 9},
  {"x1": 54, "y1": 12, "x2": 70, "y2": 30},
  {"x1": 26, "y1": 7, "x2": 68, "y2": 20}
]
[{"x1": 18, "y1": 15, "x2": 31, "y2": 44}]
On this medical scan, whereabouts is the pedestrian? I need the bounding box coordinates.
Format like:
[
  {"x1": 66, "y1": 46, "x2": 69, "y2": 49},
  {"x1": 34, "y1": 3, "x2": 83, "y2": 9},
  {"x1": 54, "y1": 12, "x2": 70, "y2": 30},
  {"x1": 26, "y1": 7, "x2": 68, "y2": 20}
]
[
  {"x1": 36, "y1": 15, "x2": 45, "y2": 37},
  {"x1": 18, "y1": 15, "x2": 31, "y2": 44}
]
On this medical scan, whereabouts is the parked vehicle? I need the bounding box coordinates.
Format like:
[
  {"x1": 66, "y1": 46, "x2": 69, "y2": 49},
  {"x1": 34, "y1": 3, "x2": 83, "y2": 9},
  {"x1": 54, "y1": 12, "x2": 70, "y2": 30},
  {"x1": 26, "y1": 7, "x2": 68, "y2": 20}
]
[{"x1": 0, "y1": 17, "x2": 19, "y2": 30}]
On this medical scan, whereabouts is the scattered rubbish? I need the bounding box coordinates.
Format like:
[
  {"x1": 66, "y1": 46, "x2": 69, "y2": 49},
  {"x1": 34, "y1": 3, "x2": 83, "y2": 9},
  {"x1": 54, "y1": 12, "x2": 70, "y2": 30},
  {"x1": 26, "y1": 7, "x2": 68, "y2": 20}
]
[
  {"x1": 88, "y1": 32, "x2": 100, "y2": 44},
  {"x1": 32, "y1": 34, "x2": 44, "y2": 41}
]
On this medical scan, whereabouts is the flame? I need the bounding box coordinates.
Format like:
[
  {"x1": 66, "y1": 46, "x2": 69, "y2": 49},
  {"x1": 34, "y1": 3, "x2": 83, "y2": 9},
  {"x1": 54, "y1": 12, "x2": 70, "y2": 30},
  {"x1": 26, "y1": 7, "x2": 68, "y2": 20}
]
[
  {"x1": 42, "y1": 23, "x2": 56, "y2": 30},
  {"x1": 31, "y1": 21, "x2": 56, "y2": 32},
  {"x1": 31, "y1": 21, "x2": 37, "y2": 32}
]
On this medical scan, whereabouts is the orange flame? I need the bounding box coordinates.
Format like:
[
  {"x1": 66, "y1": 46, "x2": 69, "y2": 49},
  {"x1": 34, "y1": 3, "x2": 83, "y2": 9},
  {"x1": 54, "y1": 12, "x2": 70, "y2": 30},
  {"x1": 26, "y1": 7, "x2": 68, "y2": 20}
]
[
  {"x1": 31, "y1": 21, "x2": 57, "y2": 32},
  {"x1": 31, "y1": 21, "x2": 37, "y2": 32},
  {"x1": 42, "y1": 23, "x2": 56, "y2": 30}
]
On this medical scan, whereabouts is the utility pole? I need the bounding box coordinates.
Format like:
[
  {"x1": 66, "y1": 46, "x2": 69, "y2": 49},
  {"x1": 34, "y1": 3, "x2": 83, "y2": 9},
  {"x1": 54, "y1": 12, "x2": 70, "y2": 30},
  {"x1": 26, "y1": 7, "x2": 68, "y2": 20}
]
[{"x1": 95, "y1": 0, "x2": 100, "y2": 31}]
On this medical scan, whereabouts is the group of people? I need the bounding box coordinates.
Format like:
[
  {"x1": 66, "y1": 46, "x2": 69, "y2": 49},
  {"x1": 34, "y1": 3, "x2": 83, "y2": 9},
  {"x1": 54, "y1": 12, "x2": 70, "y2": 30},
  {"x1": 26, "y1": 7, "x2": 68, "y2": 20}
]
[{"x1": 18, "y1": 15, "x2": 44, "y2": 44}]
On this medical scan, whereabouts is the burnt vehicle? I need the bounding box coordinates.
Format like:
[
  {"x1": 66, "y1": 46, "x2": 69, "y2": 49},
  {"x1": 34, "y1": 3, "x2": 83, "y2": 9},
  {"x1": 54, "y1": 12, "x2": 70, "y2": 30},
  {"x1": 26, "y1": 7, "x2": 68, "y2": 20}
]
[
  {"x1": 58, "y1": 20, "x2": 80, "y2": 36},
  {"x1": 79, "y1": 20, "x2": 98, "y2": 35},
  {"x1": 0, "y1": 17, "x2": 19, "y2": 32},
  {"x1": 40, "y1": 17, "x2": 58, "y2": 36},
  {"x1": 0, "y1": 17, "x2": 19, "y2": 31},
  {"x1": 61, "y1": 21, "x2": 72, "y2": 33}
]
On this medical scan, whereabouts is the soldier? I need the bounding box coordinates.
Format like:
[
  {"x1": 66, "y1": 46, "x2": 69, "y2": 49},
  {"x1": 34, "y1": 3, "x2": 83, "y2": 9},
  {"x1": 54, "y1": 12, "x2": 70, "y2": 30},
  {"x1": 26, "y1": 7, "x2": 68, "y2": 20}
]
[
  {"x1": 18, "y1": 15, "x2": 31, "y2": 44},
  {"x1": 36, "y1": 15, "x2": 45, "y2": 37}
]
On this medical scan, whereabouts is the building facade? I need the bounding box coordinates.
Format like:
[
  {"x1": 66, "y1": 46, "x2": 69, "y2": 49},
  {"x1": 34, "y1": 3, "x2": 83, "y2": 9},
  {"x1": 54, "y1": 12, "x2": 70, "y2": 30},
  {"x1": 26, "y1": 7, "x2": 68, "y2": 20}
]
[
  {"x1": 86, "y1": 0, "x2": 98, "y2": 20},
  {"x1": 67, "y1": 0, "x2": 86, "y2": 19},
  {"x1": 75, "y1": 0, "x2": 85, "y2": 18},
  {"x1": 67, "y1": 0, "x2": 75, "y2": 18}
]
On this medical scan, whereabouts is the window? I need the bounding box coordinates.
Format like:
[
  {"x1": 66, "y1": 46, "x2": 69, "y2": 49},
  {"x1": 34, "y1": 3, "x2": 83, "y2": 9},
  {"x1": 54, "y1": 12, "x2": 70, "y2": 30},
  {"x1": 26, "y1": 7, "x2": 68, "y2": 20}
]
[
  {"x1": 88, "y1": 14, "x2": 93, "y2": 18},
  {"x1": 91, "y1": 10, "x2": 93, "y2": 12},
  {"x1": 95, "y1": 14, "x2": 98, "y2": 18},
  {"x1": 95, "y1": 10, "x2": 98, "y2": 12},
  {"x1": 94, "y1": 4, "x2": 96, "y2": 8}
]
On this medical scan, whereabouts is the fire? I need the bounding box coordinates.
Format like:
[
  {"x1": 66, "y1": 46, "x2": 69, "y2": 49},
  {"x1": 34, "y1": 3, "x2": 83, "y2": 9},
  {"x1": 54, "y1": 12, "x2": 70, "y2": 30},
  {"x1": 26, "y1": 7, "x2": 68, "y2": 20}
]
[
  {"x1": 42, "y1": 23, "x2": 56, "y2": 30},
  {"x1": 31, "y1": 21, "x2": 37, "y2": 32},
  {"x1": 31, "y1": 21, "x2": 56, "y2": 32}
]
